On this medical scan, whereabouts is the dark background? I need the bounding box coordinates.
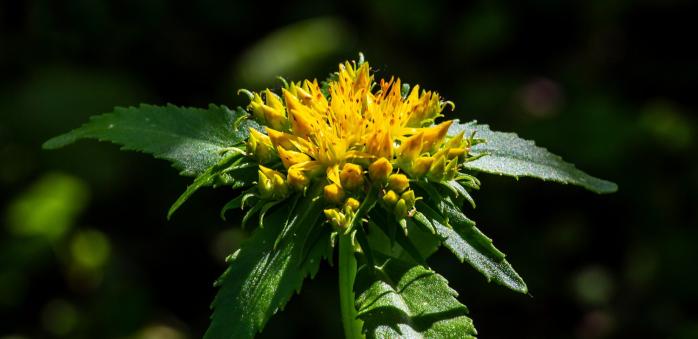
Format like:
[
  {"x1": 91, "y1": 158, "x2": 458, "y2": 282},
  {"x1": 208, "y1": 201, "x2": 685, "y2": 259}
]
[{"x1": 1, "y1": 1, "x2": 697, "y2": 338}]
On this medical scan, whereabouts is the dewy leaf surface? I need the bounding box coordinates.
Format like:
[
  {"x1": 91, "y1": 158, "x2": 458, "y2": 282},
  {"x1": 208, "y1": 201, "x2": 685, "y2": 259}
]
[
  {"x1": 355, "y1": 256, "x2": 477, "y2": 339},
  {"x1": 450, "y1": 121, "x2": 617, "y2": 194},
  {"x1": 43, "y1": 104, "x2": 259, "y2": 176},
  {"x1": 205, "y1": 187, "x2": 330, "y2": 339},
  {"x1": 416, "y1": 190, "x2": 527, "y2": 294}
]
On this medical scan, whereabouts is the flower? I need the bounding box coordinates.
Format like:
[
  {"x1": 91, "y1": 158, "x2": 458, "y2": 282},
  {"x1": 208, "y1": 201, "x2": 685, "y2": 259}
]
[{"x1": 244, "y1": 58, "x2": 475, "y2": 227}]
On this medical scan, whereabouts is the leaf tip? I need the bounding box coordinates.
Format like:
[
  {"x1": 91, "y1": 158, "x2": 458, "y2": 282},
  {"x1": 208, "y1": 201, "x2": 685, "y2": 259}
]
[{"x1": 42, "y1": 134, "x2": 74, "y2": 150}]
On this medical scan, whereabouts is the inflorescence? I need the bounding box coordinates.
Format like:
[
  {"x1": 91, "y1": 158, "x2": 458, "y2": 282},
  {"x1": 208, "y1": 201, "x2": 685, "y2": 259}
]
[{"x1": 241, "y1": 58, "x2": 483, "y2": 234}]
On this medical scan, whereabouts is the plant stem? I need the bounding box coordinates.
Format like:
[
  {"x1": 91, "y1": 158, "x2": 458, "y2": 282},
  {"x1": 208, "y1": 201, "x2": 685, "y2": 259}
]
[{"x1": 339, "y1": 233, "x2": 364, "y2": 339}]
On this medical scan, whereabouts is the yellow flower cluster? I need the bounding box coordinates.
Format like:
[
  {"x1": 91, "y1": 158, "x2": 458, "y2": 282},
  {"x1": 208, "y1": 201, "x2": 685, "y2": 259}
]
[{"x1": 244, "y1": 59, "x2": 473, "y2": 229}]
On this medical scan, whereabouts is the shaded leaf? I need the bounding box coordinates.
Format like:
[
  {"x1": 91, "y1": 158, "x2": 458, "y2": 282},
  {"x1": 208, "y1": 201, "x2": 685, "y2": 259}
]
[
  {"x1": 168, "y1": 154, "x2": 256, "y2": 219},
  {"x1": 204, "y1": 188, "x2": 330, "y2": 339}
]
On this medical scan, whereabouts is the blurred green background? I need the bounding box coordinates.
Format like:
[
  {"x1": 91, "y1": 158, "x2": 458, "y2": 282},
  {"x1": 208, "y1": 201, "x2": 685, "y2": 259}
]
[{"x1": 1, "y1": 1, "x2": 696, "y2": 338}]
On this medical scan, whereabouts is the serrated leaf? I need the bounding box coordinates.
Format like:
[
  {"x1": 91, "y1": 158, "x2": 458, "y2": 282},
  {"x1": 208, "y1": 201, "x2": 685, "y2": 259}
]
[
  {"x1": 355, "y1": 255, "x2": 477, "y2": 339},
  {"x1": 168, "y1": 154, "x2": 256, "y2": 219},
  {"x1": 417, "y1": 200, "x2": 528, "y2": 294},
  {"x1": 43, "y1": 104, "x2": 260, "y2": 176},
  {"x1": 450, "y1": 121, "x2": 617, "y2": 194},
  {"x1": 205, "y1": 189, "x2": 330, "y2": 339}
]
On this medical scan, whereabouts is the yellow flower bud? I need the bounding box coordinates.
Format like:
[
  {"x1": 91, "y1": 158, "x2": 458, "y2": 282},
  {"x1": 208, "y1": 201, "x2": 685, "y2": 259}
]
[
  {"x1": 271, "y1": 172, "x2": 289, "y2": 197},
  {"x1": 411, "y1": 156, "x2": 434, "y2": 178},
  {"x1": 344, "y1": 198, "x2": 360, "y2": 212},
  {"x1": 445, "y1": 131, "x2": 466, "y2": 149},
  {"x1": 286, "y1": 161, "x2": 323, "y2": 191},
  {"x1": 264, "y1": 89, "x2": 285, "y2": 112},
  {"x1": 405, "y1": 87, "x2": 445, "y2": 127},
  {"x1": 287, "y1": 167, "x2": 310, "y2": 191},
  {"x1": 324, "y1": 183, "x2": 344, "y2": 204},
  {"x1": 394, "y1": 198, "x2": 408, "y2": 219},
  {"x1": 277, "y1": 146, "x2": 311, "y2": 169},
  {"x1": 447, "y1": 148, "x2": 466, "y2": 160},
  {"x1": 340, "y1": 163, "x2": 364, "y2": 190},
  {"x1": 382, "y1": 190, "x2": 399, "y2": 206},
  {"x1": 397, "y1": 132, "x2": 424, "y2": 166},
  {"x1": 368, "y1": 158, "x2": 393, "y2": 183},
  {"x1": 257, "y1": 170, "x2": 274, "y2": 199},
  {"x1": 261, "y1": 104, "x2": 287, "y2": 131},
  {"x1": 266, "y1": 128, "x2": 296, "y2": 151},
  {"x1": 354, "y1": 63, "x2": 371, "y2": 91},
  {"x1": 388, "y1": 174, "x2": 409, "y2": 193},
  {"x1": 283, "y1": 89, "x2": 316, "y2": 138},
  {"x1": 292, "y1": 82, "x2": 313, "y2": 104},
  {"x1": 304, "y1": 80, "x2": 329, "y2": 113}
]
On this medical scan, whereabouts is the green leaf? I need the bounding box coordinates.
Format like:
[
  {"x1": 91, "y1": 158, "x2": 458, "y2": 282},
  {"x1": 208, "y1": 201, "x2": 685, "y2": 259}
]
[
  {"x1": 450, "y1": 121, "x2": 617, "y2": 194},
  {"x1": 417, "y1": 200, "x2": 528, "y2": 294},
  {"x1": 43, "y1": 104, "x2": 259, "y2": 176},
  {"x1": 205, "y1": 188, "x2": 330, "y2": 339},
  {"x1": 355, "y1": 255, "x2": 477, "y2": 339},
  {"x1": 366, "y1": 217, "x2": 441, "y2": 266}
]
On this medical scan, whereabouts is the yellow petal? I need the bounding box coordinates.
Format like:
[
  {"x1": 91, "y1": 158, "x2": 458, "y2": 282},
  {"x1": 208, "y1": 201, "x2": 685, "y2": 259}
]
[{"x1": 326, "y1": 164, "x2": 341, "y2": 185}]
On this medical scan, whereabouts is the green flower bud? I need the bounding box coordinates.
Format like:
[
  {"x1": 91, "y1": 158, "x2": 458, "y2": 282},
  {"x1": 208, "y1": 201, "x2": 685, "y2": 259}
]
[
  {"x1": 258, "y1": 165, "x2": 288, "y2": 199},
  {"x1": 258, "y1": 170, "x2": 274, "y2": 199},
  {"x1": 247, "y1": 128, "x2": 275, "y2": 163},
  {"x1": 444, "y1": 158, "x2": 459, "y2": 181},
  {"x1": 382, "y1": 190, "x2": 399, "y2": 206},
  {"x1": 400, "y1": 190, "x2": 416, "y2": 209},
  {"x1": 324, "y1": 208, "x2": 346, "y2": 229},
  {"x1": 247, "y1": 92, "x2": 266, "y2": 122},
  {"x1": 344, "y1": 198, "x2": 360, "y2": 213},
  {"x1": 394, "y1": 199, "x2": 408, "y2": 219},
  {"x1": 411, "y1": 156, "x2": 434, "y2": 178},
  {"x1": 427, "y1": 155, "x2": 446, "y2": 181}
]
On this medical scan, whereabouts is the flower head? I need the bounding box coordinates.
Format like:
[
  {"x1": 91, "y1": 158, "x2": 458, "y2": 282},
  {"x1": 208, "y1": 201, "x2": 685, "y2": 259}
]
[{"x1": 244, "y1": 58, "x2": 476, "y2": 227}]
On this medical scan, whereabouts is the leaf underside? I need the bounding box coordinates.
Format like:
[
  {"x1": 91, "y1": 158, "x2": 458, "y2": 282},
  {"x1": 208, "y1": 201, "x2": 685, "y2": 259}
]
[
  {"x1": 451, "y1": 121, "x2": 617, "y2": 194},
  {"x1": 43, "y1": 104, "x2": 259, "y2": 176}
]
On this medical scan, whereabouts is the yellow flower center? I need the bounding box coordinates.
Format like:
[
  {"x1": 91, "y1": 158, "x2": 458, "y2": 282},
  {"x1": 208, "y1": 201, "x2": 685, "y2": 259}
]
[
  {"x1": 244, "y1": 58, "x2": 474, "y2": 228},
  {"x1": 246, "y1": 60, "x2": 455, "y2": 179}
]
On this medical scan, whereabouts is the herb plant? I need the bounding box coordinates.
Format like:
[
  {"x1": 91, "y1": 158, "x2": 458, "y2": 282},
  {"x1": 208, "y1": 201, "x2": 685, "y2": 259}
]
[{"x1": 44, "y1": 56, "x2": 617, "y2": 338}]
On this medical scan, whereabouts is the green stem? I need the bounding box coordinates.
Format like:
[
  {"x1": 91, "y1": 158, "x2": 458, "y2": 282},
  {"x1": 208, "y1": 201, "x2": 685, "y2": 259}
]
[{"x1": 339, "y1": 233, "x2": 364, "y2": 339}]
